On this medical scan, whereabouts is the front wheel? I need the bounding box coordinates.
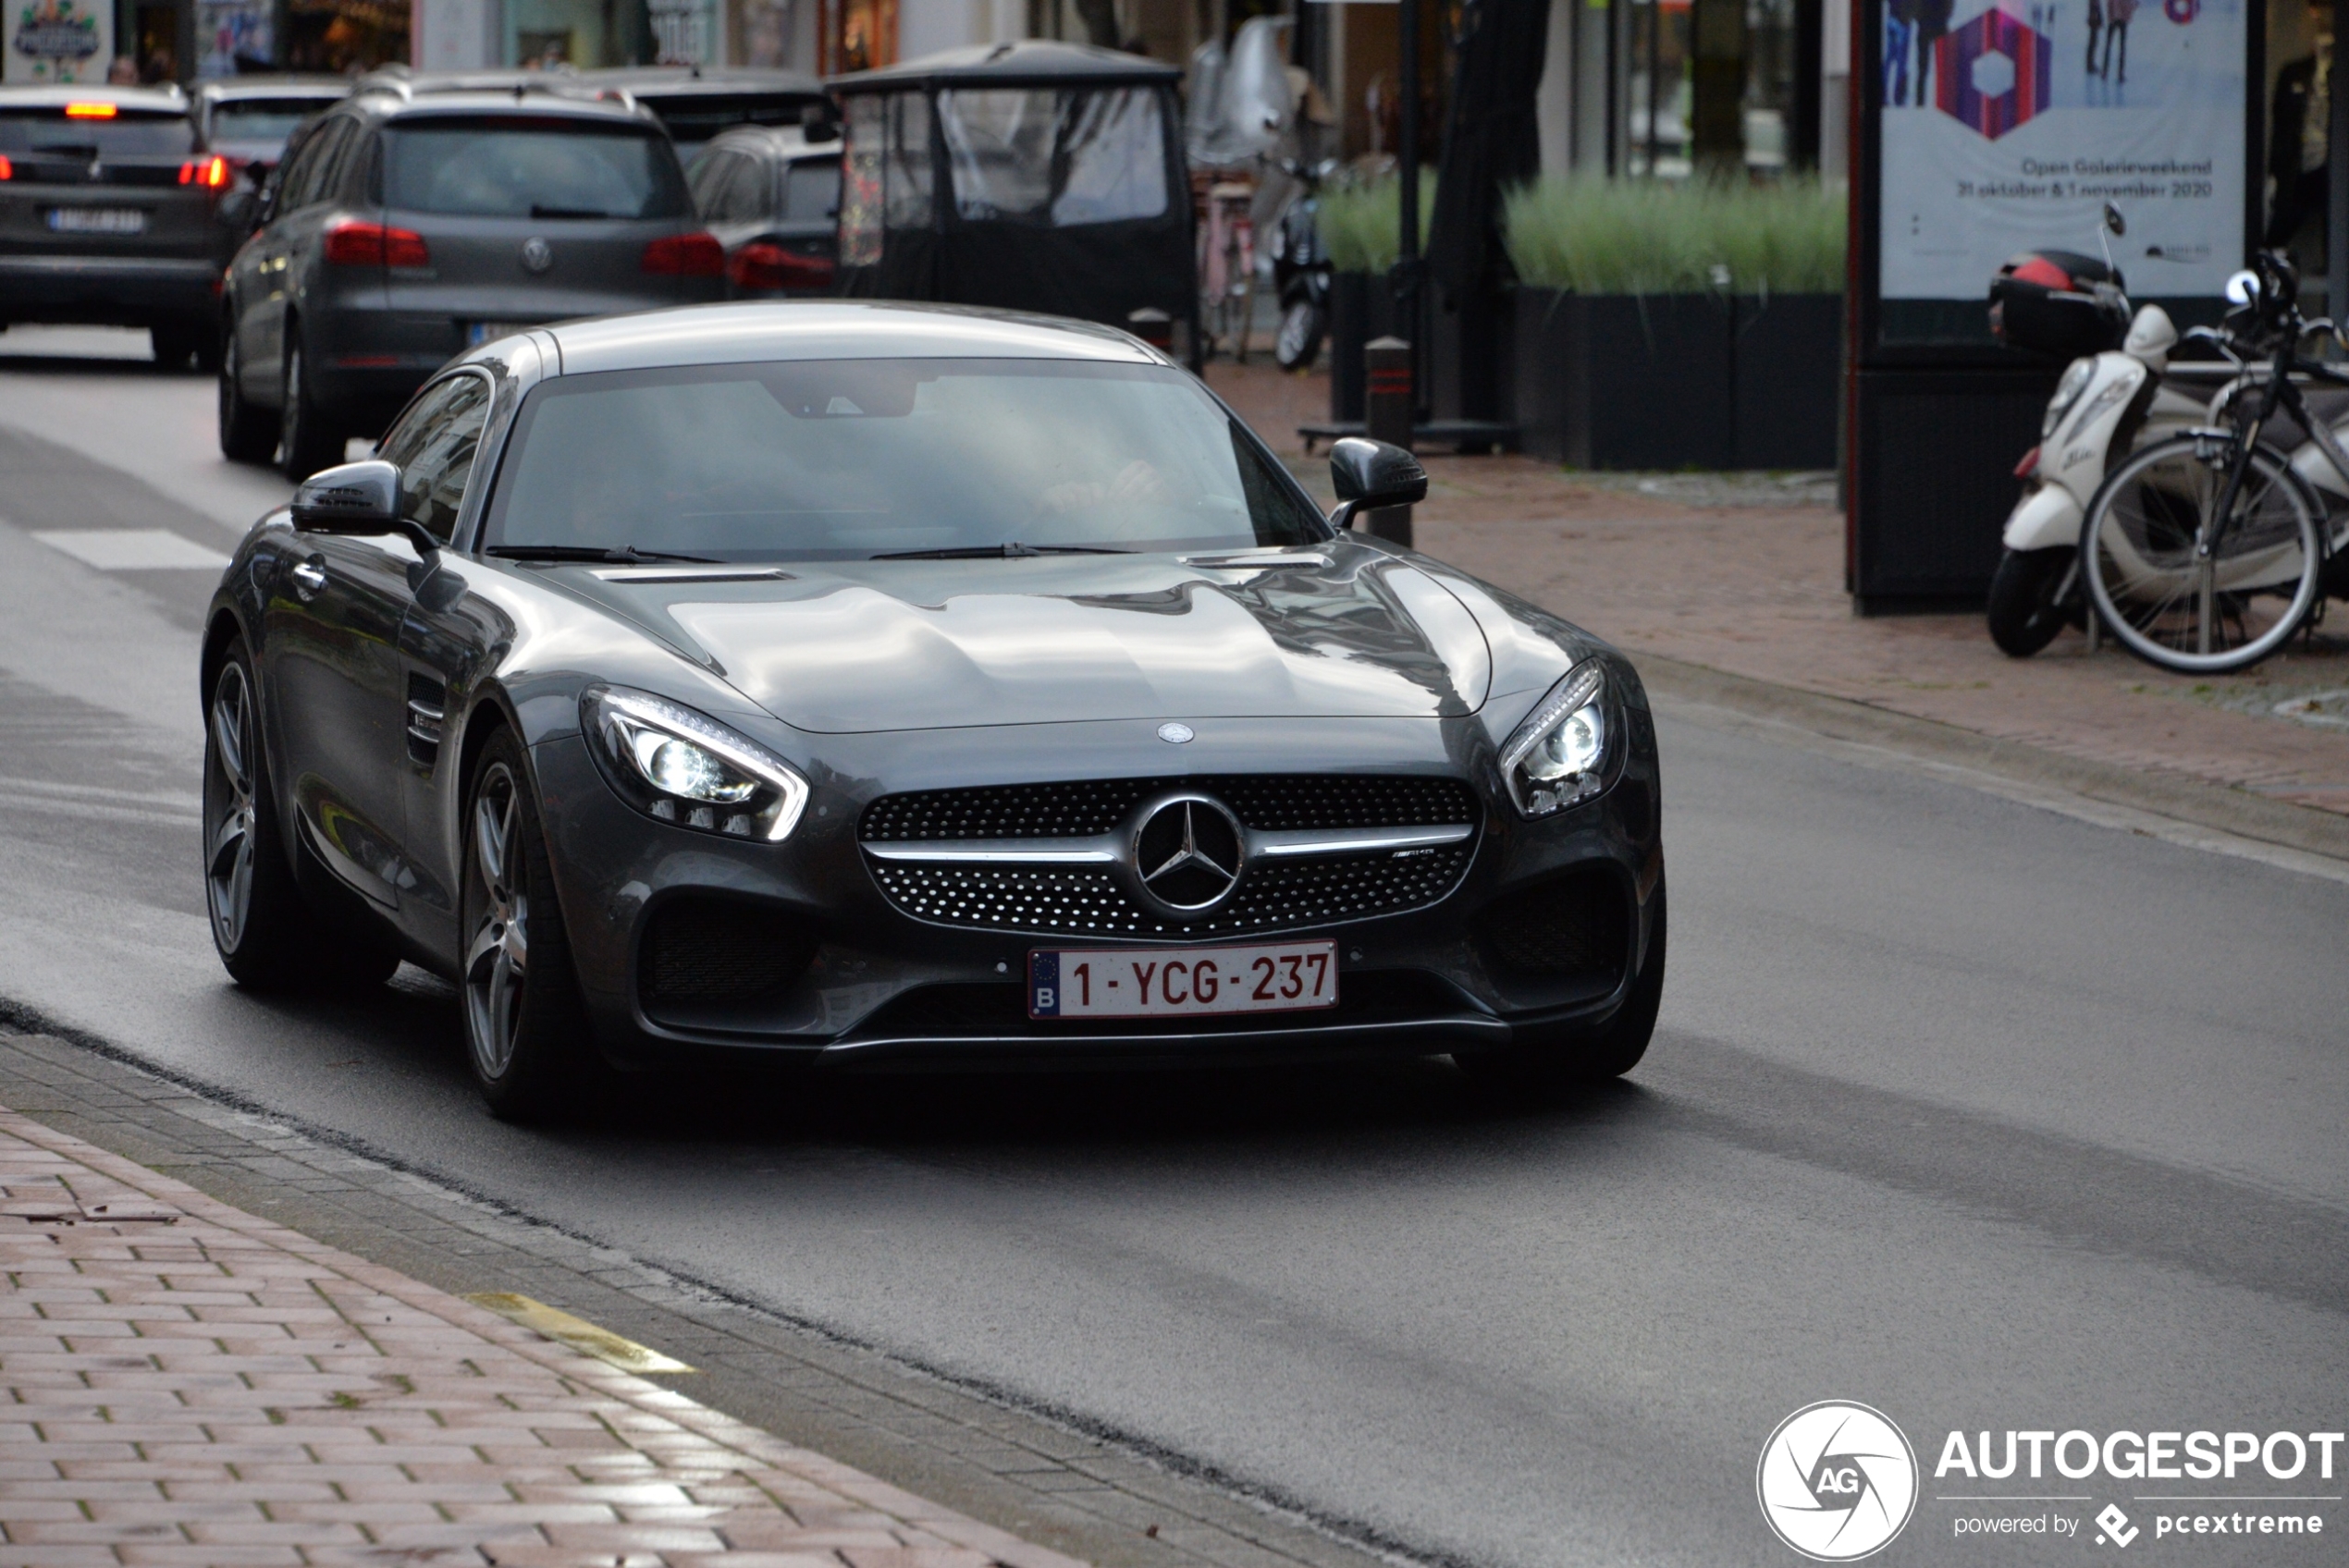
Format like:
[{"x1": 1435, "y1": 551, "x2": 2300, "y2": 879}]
[
  {"x1": 1273, "y1": 298, "x2": 1326, "y2": 372},
  {"x1": 1986, "y1": 546, "x2": 2077, "y2": 657},
  {"x1": 461, "y1": 730, "x2": 595, "y2": 1121},
  {"x1": 2082, "y1": 435, "x2": 2325, "y2": 674}
]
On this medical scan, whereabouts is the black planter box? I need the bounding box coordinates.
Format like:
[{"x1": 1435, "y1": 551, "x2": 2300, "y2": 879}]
[
  {"x1": 1513, "y1": 290, "x2": 1734, "y2": 469},
  {"x1": 1512, "y1": 288, "x2": 1840, "y2": 471},
  {"x1": 1732, "y1": 293, "x2": 1842, "y2": 470}
]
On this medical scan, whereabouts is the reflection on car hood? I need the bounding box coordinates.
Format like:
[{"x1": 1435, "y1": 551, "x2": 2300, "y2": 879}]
[{"x1": 565, "y1": 542, "x2": 1494, "y2": 733}]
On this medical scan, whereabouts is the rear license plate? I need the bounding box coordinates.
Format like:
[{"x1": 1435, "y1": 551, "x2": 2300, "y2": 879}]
[
  {"x1": 465, "y1": 321, "x2": 536, "y2": 347},
  {"x1": 1028, "y1": 940, "x2": 1337, "y2": 1021},
  {"x1": 46, "y1": 208, "x2": 146, "y2": 235}
]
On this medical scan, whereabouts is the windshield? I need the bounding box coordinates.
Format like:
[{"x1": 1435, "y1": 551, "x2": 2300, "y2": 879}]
[
  {"x1": 207, "y1": 99, "x2": 340, "y2": 146},
  {"x1": 383, "y1": 119, "x2": 689, "y2": 218},
  {"x1": 482, "y1": 358, "x2": 1326, "y2": 560},
  {"x1": 0, "y1": 110, "x2": 194, "y2": 156}
]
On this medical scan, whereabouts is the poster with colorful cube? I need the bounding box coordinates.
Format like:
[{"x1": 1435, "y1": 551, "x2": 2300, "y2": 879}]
[
  {"x1": 6, "y1": 0, "x2": 109, "y2": 83},
  {"x1": 1876, "y1": 0, "x2": 2245, "y2": 337}
]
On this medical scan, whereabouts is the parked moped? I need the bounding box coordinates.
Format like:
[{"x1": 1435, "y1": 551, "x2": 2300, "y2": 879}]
[
  {"x1": 1267, "y1": 156, "x2": 1336, "y2": 372},
  {"x1": 1986, "y1": 207, "x2": 2206, "y2": 655}
]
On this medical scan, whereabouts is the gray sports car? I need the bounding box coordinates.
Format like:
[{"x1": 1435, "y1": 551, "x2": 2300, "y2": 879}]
[{"x1": 200, "y1": 302, "x2": 1664, "y2": 1118}]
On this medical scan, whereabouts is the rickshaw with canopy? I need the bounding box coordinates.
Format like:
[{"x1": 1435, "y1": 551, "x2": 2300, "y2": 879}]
[{"x1": 827, "y1": 43, "x2": 1199, "y2": 362}]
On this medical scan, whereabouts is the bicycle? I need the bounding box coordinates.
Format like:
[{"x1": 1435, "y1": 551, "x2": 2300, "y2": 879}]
[
  {"x1": 1196, "y1": 178, "x2": 1256, "y2": 362},
  {"x1": 2080, "y1": 250, "x2": 2349, "y2": 673}
]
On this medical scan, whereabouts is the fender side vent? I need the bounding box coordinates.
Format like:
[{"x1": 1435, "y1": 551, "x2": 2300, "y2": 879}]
[{"x1": 405, "y1": 674, "x2": 445, "y2": 769}]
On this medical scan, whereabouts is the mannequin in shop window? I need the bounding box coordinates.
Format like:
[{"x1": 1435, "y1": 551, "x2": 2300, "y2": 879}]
[{"x1": 2267, "y1": 29, "x2": 2332, "y2": 251}]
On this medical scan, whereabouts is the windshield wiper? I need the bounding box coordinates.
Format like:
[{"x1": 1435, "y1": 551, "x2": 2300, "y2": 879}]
[
  {"x1": 486, "y1": 545, "x2": 721, "y2": 564},
  {"x1": 529, "y1": 203, "x2": 616, "y2": 219},
  {"x1": 869, "y1": 543, "x2": 1132, "y2": 560}
]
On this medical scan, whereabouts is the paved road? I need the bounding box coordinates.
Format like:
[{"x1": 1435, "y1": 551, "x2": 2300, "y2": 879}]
[{"x1": 1, "y1": 328, "x2": 2343, "y2": 1567}]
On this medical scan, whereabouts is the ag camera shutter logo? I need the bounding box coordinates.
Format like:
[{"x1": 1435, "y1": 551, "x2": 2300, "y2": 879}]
[{"x1": 1757, "y1": 1401, "x2": 1920, "y2": 1561}]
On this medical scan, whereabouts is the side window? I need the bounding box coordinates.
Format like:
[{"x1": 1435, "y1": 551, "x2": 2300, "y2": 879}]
[
  {"x1": 273, "y1": 128, "x2": 322, "y2": 214},
  {"x1": 720, "y1": 154, "x2": 772, "y2": 223},
  {"x1": 287, "y1": 118, "x2": 351, "y2": 210},
  {"x1": 377, "y1": 375, "x2": 494, "y2": 545}
]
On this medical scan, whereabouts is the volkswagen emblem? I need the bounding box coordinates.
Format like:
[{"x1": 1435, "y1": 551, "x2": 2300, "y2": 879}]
[
  {"x1": 520, "y1": 237, "x2": 554, "y2": 274},
  {"x1": 1127, "y1": 793, "x2": 1245, "y2": 915}
]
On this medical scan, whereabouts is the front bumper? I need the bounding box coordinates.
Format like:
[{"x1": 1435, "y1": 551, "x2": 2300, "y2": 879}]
[
  {"x1": 526, "y1": 709, "x2": 1662, "y2": 1071},
  {"x1": 0, "y1": 255, "x2": 219, "y2": 324}
]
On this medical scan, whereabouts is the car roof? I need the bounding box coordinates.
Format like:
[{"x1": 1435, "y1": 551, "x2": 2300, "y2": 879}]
[
  {"x1": 0, "y1": 83, "x2": 188, "y2": 111},
  {"x1": 345, "y1": 86, "x2": 660, "y2": 127},
  {"x1": 193, "y1": 77, "x2": 348, "y2": 103},
  {"x1": 513, "y1": 300, "x2": 1162, "y2": 377},
  {"x1": 830, "y1": 40, "x2": 1178, "y2": 92},
  {"x1": 576, "y1": 66, "x2": 826, "y2": 97}
]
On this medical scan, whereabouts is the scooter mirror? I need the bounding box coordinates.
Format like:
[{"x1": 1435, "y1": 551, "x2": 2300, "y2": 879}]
[
  {"x1": 2223, "y1": 269, "x2": 2260, "y2": 306},
  {"x1": 2103, "y1": 202, "x2": 2126, "y2": 237}
]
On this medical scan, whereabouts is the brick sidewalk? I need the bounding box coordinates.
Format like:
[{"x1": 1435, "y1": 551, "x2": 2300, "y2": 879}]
[
  {"x1": 0, "y1": 1102, "x2": 1087, "y2": 1568},
  {"x1": 1201, "y1": 361, "x2": 2349, "y2": 819}
]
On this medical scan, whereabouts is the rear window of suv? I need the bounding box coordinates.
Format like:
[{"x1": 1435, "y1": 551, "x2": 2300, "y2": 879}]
[
  {"x1": 383, "y1": 116, "x2": 689, "y2": 219},
  {"x1": 0, "y1": 108, "x2": 194, "y2": 156}
]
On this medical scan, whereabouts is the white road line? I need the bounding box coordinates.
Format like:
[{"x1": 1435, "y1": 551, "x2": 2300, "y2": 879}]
[{"x1": 30, "y1": 529, "x2": 231, "y2": 571}]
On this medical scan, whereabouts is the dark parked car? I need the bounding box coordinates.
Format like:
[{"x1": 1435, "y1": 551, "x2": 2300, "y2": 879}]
[
  {"x1": 0, "y1": 84, "x2": 238, "y2": 368},
  {"x1": 217, "y1": 81, "x2": 725, "y2": 480},
  {"x1": 577, "y1": 67, "x2": 831, "y2": 166},
  {"x1": 192, "y1": 77, "x2": 349, "y2": 173},
  {"x1": 686, "y1": 122, "x2": 838, "y2": 296},
  {"x1": 197, "y1": 300, "x2": 1666, "y2": 1119}
]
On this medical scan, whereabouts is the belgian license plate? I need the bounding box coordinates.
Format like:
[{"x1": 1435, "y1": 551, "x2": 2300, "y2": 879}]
[
  {"x1": 47, "y1": 207, "x2": 146, "y2": 235},
  {"x1": 465, "y1": 321, "x2": 535, "y2": 347},
  {"x1": 1028, "y1": 939, "x2": 1337, "y2": 1021}
]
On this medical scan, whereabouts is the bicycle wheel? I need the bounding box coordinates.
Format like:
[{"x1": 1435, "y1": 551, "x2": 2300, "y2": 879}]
[{"x1": 2081, "y1": 434, "x2": 2325, "y2": 673}]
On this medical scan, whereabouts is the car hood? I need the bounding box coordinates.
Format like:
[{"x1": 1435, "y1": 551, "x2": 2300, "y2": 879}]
[{"x1": 560, "y1": 542, "x2": 1494, "y2": 734}]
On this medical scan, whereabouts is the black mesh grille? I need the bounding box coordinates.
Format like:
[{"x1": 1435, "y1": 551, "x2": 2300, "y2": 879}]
[
  {"x1": 851, "y1": 971, "x2": 1466, "y2": 1039},
  {"x1": 868, "y1": 842, "x2": 1474, "y2": 937},
  {"x1": 639, "y1": 899, "x2": 818, "y2": 1003},
  {"x1": 860, "y1": 775, "x2": 1477, "y2": 841},
  {"x1": 1479, "y1": 870, "x2": 1630, "y2": 981}
]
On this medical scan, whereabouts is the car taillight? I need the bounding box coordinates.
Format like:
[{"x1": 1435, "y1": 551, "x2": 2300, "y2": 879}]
[
  {"x1": 0, "y1": 155, "x2": 11, "y2": 181},
  {"x1": 726, "y1": 240, "x2": 834, "y2": 291},
  {"x1": 642, "y1": 231, "x2": 725, "y2": 277},
  {"x1": 178, "y1": 155, "x2": 230, "y2": 189},
  {"x1": 2013, "y1": 445, "x2": 2041, "y2": 480},
  {"x1": 324, "y1": 220, "x2": 430, "y2": 268}
]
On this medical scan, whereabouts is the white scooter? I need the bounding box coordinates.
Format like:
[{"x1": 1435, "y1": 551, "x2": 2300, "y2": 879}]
[{"x1": 1986, "y1": 303, "x2": 2208, "y2": 655}]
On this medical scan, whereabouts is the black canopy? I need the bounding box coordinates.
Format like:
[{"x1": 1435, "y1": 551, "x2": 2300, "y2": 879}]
[
  {"x1": 1427, "y1": 0, "x2": 1551, "y2": 306},
  {"x1": 827, "y1": 43, "x2": 1192, "y2": 337}
]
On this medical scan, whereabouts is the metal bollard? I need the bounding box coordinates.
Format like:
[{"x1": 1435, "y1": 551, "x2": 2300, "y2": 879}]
[{"x1": 1363, "y1": 336, "x2": 1414, "y2": 546}]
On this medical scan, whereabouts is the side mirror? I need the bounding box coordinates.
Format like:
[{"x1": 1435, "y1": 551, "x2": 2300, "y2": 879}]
[
  {"x1": 1327, "y1": 436, "x2": 1427, "y2": 530},
  {"x1": 289, "y1": 459, "x2": 435, "y2": 552}
]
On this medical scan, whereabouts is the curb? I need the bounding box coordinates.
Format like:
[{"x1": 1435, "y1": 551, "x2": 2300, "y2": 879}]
[{"x1": 1632, "y1": 652, "x2": 2349, "y2": 868}]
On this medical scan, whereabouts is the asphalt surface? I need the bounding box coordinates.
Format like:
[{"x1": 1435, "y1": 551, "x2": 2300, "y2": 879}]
[{"x1": 0, "y1": 326, "x2": 2343, "y2": 1568}]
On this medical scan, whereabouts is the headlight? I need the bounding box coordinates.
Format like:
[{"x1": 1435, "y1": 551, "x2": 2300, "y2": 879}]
[
  {"x1": 1499, "y1": 660, "x2": 1613, "y2": 817},
  {"x1": 582, "y1": 685, "x2": 810, "y2": 842},
  {"x1": 2042, "y1": 357, "x2": 2096, "y2": 436}
]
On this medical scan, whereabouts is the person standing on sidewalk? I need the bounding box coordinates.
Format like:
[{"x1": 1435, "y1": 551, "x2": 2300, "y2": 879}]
[
  {"x1": 2085, "y1": 0, "x2": 2105, "y2": 76},
  {"x1": 2101, "y1": 0, "x2": 2134, "y2": 81}
]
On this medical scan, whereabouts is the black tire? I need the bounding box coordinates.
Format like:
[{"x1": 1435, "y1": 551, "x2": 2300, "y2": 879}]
[
  {"x1": 278, "y1": 335, "x2": 344, "y2": 482},
  {"x1": 218, "y1": 327, "x2": 277, "y2": 464},
  {"x1": 1986, "y1": 546, "x2": 2076, "y2": 657},
  {"x1": 203, "y1": 639, "x2": 401, "y2": 993},
  {"x1": 1274, "y1": 299, "x2": 1325, "y2": 372},
  {"x1": 150, "y1": 321, "x2": 204, "y2": 372},
  {"x1": 461, "y1": 729, "x2": 595, "y2": 1121},
  {"x1": 1458, "y1": 879, "x2": 1667, "y2": 1096}
]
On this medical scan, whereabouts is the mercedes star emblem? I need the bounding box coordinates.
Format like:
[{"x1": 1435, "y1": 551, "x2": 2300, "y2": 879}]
[
  {"x1": 520, "y1": 237, "x2": 554, "y2": 274},
  {"x1": 1157, "y1": 721, "x2": 1195, "y2": 744},
  {"x1": 1130, "y1": 794, "x2": 1245, "y2": 914}
]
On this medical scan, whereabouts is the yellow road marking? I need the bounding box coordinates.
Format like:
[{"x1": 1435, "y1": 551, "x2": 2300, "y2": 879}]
[{"x1": 463, "y1": 1292, "x2": 695, "y2": 1374}]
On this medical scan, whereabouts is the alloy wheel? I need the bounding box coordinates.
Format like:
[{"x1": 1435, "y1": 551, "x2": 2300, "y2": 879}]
[
  {"x1": 463, "y1": 762, "x2": 530, "y2": 1080},
  {"x1": 204, "y1": 664, "x2": 258, "y2": 952}
]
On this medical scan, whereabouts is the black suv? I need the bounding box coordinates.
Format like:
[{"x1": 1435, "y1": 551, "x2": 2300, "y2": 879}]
[
  {"x1": 218, "y1": 80, "x2": 724, "y2": 479},
  {"x1": 0, "y1": 84, "x2": 238, "y2": 368}
]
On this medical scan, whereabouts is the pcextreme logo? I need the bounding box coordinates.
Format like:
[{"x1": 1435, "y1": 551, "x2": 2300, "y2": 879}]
[{"x1": 1758, "y1": 1402, "x2": 1921, "y2": 1562}]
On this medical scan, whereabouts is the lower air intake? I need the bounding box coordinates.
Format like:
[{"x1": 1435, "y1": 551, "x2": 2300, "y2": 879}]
[
  {"x1": 1479, "y1": 869, "x2": 1630, "y2": 983},
  {"x1": 639, "y1": 898, "x2": 816, "y2": 1005}
]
